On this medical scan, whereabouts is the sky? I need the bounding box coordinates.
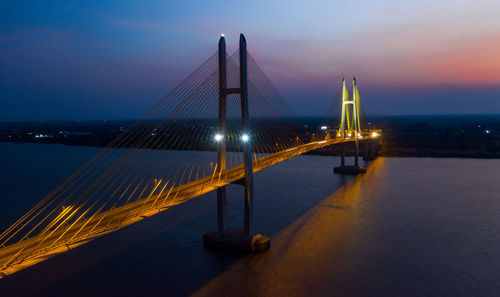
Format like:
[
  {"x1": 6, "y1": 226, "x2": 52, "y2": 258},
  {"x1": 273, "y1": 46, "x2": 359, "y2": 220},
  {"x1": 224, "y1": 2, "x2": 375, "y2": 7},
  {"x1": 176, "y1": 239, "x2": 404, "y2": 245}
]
[{"x1": 1, "y1": 0, "x2": 500, "y2": 120}]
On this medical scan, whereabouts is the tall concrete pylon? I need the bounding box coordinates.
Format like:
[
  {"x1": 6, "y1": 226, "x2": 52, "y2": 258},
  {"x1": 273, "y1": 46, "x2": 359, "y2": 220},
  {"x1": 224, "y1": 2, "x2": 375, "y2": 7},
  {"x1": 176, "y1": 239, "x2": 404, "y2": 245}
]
[
  {"x1": 334, "y1": 77, "x2": 366, "y2": 174},
  {"x1": 204, "y1": 34, "x2": 270, "y2": 252}
]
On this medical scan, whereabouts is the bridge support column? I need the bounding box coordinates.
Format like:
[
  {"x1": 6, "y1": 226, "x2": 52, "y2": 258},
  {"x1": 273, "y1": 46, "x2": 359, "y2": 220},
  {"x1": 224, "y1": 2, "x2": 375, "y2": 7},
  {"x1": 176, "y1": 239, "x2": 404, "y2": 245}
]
[
  {"x1": 216, "y1": 35, "x2": 228, "y2": 233},
  {"x1": 334, "y1": 147, "x2": 366, "y2": 174},
  {"x1": 239, "y1": 34, "x2": 254, "y2": 237},
  {"x1": 340, "y1": 141, "x2": 345, "y2": 167},
  {"x1": 354, "y1": 136, "x2": 360, "y2": 168},
  {"x1": 204, "y1": 34, "x2": 270, "y2": 253}
]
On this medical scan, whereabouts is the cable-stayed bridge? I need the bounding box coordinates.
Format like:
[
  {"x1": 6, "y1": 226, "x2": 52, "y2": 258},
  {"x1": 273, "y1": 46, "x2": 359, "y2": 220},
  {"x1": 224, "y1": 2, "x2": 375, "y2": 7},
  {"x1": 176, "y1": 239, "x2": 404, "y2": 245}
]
[{"x1": 0, "y1": 34, "x2": 380, "y2": 278}]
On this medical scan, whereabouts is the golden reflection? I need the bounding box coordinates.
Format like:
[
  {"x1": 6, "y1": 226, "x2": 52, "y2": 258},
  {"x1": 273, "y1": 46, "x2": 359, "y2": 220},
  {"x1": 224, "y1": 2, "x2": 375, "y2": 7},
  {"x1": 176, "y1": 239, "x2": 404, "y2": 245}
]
[{"x1": 193, "y1": 158, "x2": 387, "y2": 297}]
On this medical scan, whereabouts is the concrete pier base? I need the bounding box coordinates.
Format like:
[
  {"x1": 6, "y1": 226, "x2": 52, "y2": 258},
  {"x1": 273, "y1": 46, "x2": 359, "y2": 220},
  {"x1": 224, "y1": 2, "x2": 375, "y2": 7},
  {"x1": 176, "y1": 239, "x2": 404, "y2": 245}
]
[
  {"x1": 203, "y1": 229, "x2": 270, "y2": 252},
  {"x1": 334, "y1": 165, "x2": 367, "y2": 174}
]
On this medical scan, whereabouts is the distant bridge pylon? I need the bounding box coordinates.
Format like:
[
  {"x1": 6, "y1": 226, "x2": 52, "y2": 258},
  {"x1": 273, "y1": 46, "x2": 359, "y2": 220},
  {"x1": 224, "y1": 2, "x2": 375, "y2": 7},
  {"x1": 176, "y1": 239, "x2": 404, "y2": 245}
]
[{"x1": 333, "y1": 77, "x2": 379, "y2": 174}]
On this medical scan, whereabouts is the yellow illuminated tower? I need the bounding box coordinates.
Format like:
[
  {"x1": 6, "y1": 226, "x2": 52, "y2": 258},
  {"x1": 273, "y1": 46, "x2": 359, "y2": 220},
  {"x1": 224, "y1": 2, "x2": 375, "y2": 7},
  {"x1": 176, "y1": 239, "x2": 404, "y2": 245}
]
[
  {"x1": 338, "y1": 78, "x2": 361, "y2": 138},
  {"x1": 335, "y1": 77, "x2": 366, "y2": 174}
]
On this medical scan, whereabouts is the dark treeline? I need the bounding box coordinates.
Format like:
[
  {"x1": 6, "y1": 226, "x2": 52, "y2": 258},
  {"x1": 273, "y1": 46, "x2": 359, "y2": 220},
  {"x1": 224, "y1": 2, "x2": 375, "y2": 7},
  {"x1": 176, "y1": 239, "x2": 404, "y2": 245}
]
[
  {"x1": 1, "y1": 115, "x2": 499, "y2": 158},
  {"x1": 0, "y1": 118, "x2": 323, "y2": 153},
  {"x1": 373, "y1": 115, "x2": 500, "y2": 158}
]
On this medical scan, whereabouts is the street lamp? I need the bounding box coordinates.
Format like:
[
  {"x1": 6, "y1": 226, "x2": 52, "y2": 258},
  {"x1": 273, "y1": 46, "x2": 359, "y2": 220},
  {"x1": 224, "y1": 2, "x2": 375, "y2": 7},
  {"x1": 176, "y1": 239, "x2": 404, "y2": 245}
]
[{"x1": 214, "y1": 133, "x2": 223, "y2": 142}]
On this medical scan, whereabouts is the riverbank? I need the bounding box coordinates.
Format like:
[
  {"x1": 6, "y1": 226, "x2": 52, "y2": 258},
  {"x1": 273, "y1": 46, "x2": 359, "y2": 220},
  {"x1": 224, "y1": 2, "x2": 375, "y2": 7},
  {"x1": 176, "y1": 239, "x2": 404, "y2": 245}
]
[{"x1": 2, "y1": 115, "x2": 499, "y2": 159}]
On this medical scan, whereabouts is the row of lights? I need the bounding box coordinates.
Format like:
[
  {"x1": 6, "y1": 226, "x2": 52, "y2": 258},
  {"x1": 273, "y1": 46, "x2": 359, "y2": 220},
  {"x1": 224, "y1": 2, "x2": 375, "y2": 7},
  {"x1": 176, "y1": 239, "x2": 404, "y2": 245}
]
[
  {"x1": 216, "y1": 131, "x2": 379, "y2": 142},
  {"x1": 214, "y1": 133, "x2": 250, "y2": 142},
  {"x1": 322, "y1": 125, "x2": 380, "y2": 137},
  {"x1": 335, "y1": 131, "x2": 380, "y2": 138}
]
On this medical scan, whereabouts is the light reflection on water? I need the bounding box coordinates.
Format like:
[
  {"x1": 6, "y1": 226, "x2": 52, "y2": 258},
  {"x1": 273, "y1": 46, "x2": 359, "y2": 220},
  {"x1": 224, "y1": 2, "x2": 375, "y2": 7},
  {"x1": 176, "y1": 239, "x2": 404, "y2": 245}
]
[
  {"x1": 193, "y1": 158, "x2": 388, "y2": 297},
  {"x1": 0, "y1": 143, "x2": 499, "y2": 297}
]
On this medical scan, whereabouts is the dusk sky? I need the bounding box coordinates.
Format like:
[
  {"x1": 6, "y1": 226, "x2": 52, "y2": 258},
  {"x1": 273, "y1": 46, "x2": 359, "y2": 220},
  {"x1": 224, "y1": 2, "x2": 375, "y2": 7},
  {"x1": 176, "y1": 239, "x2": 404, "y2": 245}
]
[{"x1": 1, "y1": 0, "x2": 500, "y2": 120}]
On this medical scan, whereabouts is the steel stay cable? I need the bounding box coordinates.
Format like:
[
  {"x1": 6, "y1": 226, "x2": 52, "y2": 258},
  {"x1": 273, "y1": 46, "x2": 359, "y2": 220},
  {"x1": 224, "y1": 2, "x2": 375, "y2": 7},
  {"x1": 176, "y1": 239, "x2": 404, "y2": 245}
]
[
  {"x1": 0, "y1": 52, "x2": 220, "y2": 248},
  {"x1": 49, "y1": 69, "x2": 220, "y2": 246},
  {"x1": 0, "y1": 53, "x2": 220, "y2": 266}
]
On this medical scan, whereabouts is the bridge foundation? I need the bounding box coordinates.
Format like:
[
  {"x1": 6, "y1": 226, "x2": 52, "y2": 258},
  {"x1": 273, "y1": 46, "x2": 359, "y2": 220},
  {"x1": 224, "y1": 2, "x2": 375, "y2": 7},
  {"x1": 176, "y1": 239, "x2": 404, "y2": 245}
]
[
  {"x1": 204, "y1": 34, "x2": 270, "y2": 253},
  {"x1": 204, "y1": 229, "x2": 270, "y2": 252},
  {"x1": 334, "y1": 165, "x2": 367, "y2": 174},
  {"x1": 333, "y1": 143, "x2": 367, "y2": 174}
]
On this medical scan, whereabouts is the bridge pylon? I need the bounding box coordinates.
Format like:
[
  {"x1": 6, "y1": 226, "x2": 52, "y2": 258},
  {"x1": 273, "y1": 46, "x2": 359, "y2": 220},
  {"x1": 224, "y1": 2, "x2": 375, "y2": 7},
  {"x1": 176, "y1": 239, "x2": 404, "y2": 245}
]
[
  {"x1": 203, "y1": 34, "x2": 270, "y2": 252},
  {"x1": 334, "y1": 77, "x2": 367, "y2": 174}
]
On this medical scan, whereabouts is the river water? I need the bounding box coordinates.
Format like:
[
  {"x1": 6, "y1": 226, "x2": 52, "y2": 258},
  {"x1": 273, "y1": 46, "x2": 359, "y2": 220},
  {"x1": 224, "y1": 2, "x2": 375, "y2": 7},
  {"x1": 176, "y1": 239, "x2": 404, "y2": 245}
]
[{"x1": 0, "y1": 143, "x2": 498, "y2": 296}]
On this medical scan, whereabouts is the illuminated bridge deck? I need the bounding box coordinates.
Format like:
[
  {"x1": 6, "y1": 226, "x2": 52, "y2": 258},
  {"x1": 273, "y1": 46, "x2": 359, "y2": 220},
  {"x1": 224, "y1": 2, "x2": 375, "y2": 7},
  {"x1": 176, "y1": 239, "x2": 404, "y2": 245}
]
[{"x1": 0, "y1": 136, "x2": 375, "y2": 277}]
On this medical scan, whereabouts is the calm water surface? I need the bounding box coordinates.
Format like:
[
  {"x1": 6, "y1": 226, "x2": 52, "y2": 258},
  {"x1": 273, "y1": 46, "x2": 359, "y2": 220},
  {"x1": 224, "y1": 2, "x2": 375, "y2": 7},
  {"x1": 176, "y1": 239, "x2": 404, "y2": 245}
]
[{"x1": 0, "y1": 143, "x2": 498, "y2": 297}]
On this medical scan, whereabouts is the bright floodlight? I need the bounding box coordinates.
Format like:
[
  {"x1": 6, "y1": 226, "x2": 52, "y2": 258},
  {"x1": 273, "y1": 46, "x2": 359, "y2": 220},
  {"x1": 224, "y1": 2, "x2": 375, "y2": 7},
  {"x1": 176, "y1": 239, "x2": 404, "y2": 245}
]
[
  {"x1": 241, "y1": 134, "x2": 250, "y2": 142},
  {"x1": 371, "y1": 131, "x2": 379, "y2": 137},
  {"x1": 321, "y1": 126, "x2": 327, "y2": 130},
  {"x1": 214, "y1": 133, "x2": 223, "y2": 141},
  {"x1": 220, "y1": 33, "x2": 225, "y2": 37},
  {"x1": 358, "y1": 133, "x2": 363, "y2": 139}
]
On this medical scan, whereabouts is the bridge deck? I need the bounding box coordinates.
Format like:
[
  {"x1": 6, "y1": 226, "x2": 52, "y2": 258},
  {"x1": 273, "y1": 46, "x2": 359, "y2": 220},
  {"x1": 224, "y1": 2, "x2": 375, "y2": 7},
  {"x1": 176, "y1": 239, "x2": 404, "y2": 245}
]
[{"x1": 0, "y1": 136, "x2": 375, "y2": 277}]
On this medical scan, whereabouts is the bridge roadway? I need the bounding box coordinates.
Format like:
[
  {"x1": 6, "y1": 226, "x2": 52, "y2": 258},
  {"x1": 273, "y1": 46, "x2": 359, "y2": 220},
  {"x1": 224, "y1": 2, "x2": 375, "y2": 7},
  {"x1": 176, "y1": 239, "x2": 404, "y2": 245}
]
[{"x1": 0, "y1": 135, "x2": 375, "y2": 277}]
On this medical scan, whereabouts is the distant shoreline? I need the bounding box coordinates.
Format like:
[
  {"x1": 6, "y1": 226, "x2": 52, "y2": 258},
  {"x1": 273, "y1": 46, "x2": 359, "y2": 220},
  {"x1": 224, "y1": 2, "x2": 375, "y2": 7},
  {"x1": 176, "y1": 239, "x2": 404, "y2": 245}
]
[
  {"x1": 2, "y1": 115, "x2": 499, "y2": 159},
  {"x1": 306, "y1": 148, "x2": 500, "y2": 159},
  {"x1": 2, "y1": 140, "x2": 499, "y2": 159}
]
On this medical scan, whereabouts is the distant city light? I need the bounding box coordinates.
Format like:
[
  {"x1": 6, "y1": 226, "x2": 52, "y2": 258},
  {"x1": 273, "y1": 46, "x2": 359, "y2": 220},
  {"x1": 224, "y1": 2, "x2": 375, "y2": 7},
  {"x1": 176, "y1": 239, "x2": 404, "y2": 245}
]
[
  {"x1": 35, "y1": 134, "x2": 51, "y2": 138},
  {"x1": 371, "y1": 132, "x2": 380, "y2": 137},
  {"x1": 358, "y1": 133, "x2": 363, "y2": 139},
  {"x1": 321, "y1": 126, "x2": 327, "y2": 130},
  {"x1": 241, "y1": 134, "x2": 250, "y2": 142},
  {"x1": 485, "y1": 129, "x2": 491, "y2": 134},
  {"x1": 347, "y1": 132, "x2": 352, "y2": 137},
  {"x1": 214, "y1": 133, "x2": 223, "y2": 141}
]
